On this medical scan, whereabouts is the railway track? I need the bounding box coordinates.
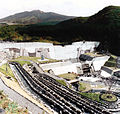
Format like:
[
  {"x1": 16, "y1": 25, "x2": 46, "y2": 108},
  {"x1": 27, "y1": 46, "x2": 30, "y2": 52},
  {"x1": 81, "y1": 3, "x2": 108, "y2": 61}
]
[{"x1": 10, "y1": 62, "x2": 111, "y2": 114}]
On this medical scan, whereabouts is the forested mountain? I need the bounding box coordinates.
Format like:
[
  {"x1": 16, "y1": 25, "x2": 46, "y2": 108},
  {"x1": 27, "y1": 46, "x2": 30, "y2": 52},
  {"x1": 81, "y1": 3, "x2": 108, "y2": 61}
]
[
  {"x1": 0, "y1": 6, "x2": 120, "y2": 55},
  {"x1": 85, "y1": 6, "x2": 120, "y2": 55},
  {"x1": 0, "y1": 10, "x2": 74, "y2": 25}
]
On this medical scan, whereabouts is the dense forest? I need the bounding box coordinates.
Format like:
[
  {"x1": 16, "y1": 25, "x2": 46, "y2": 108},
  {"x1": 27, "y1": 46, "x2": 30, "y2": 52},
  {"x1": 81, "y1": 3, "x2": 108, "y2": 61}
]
[{"x1": 0, "y1": 6, "x2": 120, "y2": 55}]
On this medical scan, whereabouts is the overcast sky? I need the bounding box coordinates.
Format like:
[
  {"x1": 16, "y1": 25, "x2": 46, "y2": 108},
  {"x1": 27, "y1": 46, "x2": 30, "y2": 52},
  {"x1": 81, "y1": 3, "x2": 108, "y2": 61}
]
[{"x1": 0, "y1": 0, "x2": 120, "y2": 18}]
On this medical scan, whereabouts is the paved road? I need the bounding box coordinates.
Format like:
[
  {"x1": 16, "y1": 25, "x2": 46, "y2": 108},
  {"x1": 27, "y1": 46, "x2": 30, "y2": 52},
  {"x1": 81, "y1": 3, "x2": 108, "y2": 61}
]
[{"x1": 0, "y1": 78, "x2": 46, "y2": 114}]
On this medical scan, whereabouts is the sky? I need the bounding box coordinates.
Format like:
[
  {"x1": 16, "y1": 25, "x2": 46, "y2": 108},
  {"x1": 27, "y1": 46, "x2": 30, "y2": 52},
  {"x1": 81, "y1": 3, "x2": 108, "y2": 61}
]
[{"x1": 0, "y1": 0, "x2": 120, "y2": 18}]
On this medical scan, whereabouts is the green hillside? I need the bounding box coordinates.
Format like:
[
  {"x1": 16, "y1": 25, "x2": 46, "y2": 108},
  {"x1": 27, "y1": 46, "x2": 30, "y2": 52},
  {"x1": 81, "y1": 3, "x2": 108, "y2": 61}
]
[
  {"x1": 85, "y1": 6, "x2": 120, "y2": 55},
  {"x1": 87, "y1": 6, "x2": 120, "y2": 25},
  {"x1": 0, "y1": 6, "x2": 120, "y2": 55},
  {"x1": 0, "y1": 10, "x2": 74, "y2": 25},
  {"x1": 57, "y1": 17, "x2": 88, "y2": 26},
  {"x1": 35, "y1": 21, "x2": 60, "y2": 26}
]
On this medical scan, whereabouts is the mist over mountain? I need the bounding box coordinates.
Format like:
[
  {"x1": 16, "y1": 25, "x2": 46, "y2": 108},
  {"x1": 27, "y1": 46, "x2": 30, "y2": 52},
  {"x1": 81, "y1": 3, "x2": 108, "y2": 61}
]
[{"x1": 0, "y1": 10, "x2": 74, "y2": 25}]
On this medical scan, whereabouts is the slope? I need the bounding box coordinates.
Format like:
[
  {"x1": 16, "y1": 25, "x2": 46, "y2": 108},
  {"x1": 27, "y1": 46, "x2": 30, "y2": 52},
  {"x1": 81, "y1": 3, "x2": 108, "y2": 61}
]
[{"x1": 0, "y1": 10, "x2": 74, "y2": 25}]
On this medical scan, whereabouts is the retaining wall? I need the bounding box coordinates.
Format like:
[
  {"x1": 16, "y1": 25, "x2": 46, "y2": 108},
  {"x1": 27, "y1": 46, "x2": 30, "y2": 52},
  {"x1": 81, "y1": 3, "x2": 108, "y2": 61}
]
[
  {"x1": 41, "y1": 61, "x2": 82, "y2": 75},
  {"x1": 0, "y1": 41, "x2": 100, "y2": 60},
  {"x1": 92, "y1": 56, "x2": 110, "y2": 71}
]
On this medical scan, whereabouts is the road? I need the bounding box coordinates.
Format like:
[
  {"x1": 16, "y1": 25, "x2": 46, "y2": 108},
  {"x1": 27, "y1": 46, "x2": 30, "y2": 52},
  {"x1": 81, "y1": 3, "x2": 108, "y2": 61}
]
[{"x1": 0, "y1": 78, "x2": 47, "y2": 114}]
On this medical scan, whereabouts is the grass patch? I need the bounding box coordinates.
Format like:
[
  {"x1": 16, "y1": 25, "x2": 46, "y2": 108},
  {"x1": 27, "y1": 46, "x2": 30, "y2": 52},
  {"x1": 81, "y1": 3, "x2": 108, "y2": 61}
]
[
  {"x1": 79, "y1": 82, "x2": 86, "y2": 92},
  {"x1": 104, "y1": 55, "x2": 117, "y2": 67},
  {"x1": 104, "y1": 61, "x2": 116, "y2": 67},
  {"x1": 79, "y1": 82, "x2": 91, "y2": 92},
  {"x1": 56, "y1": 80, "x2": 67, "y2": 87},
  {"x1": 85, "y1": 52, "x2": 102, "y2": 57},
  {"x1": 0, "y1": 63, "x2": 15, "y2": 79},
  {"x1": 37, "y1": 39, "x2": 61, "y2": 45},
  {"x1": 0, "y1": 90, "x2": 28, "y2": 114},
  {"x1": 80, "y1": 92, "x2": 101, "y2": 102},
  {"x1": 38, "y1": 59, "x2": 61, "y2": 64},
  {"x1": 101, "y1": 93, "x2": 117, "y2": 102},
  {"x1": 11, "y1": 60, "x2": 31, "y2": 66},
  {"x1": 12, "y1": 56, "x2": 61, "y2": 64},
  {"x1": 12, "y1": 56, "x2": 41, "y2": 63},
  {"x1": 58, "y1": 73, "x2": 77, "y2": 80},
  {"x1": 69, "y1": 84, "x2": 72, "y2": 89}
]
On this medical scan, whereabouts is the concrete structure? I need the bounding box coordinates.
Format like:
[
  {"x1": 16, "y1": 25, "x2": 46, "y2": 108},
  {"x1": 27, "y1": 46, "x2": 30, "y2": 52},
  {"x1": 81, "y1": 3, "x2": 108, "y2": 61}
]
[
  {"x1": 54, "y1": 41, "x2": 99, "y2": 60},
  {"x1": 0, "y1": 41, "x2": 105, "y2": 75},
  {"x1": 35, "y1": 48, "x2": 50, "y2": 58},
  {"x1": 101, "y1": 66, "x2": 113, "y2": 77},
  {"x1": 78, "y1": 77, "x2": 100, "y2": 82},
  {"x1": 0, "y1": 41, "x2": 99, "y2": 60},
  {"x1": 41, "y1": 61, "x2": 82, "y2": 75},
  {"x1": 78, "y1": 54, "x2": 110, "y2": 73},
  {"x1": 0, "y1": 51, "x2": 7, "y2": 62},
  {"x1": 100, "y1": 65, "x2": 120, "y2": 78},
  {"x1": 91, "y1": 56, "x2": 110, "y2": 71}
]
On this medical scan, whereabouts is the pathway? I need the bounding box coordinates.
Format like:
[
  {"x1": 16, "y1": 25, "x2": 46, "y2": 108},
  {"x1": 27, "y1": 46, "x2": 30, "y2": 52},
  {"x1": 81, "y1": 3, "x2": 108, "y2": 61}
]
[{"x1": 0, "y1": 78, "x2": 47, "y2": 114}]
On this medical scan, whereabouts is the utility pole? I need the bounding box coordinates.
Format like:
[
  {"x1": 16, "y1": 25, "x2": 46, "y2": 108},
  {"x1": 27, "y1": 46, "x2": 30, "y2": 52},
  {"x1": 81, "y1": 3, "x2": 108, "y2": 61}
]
[
  {"x1": 4, "y1": 51, "x2": 10, "y2": 73},
  {"x1": 6, "y1": 62, "x2": 8, "y2": 72}
]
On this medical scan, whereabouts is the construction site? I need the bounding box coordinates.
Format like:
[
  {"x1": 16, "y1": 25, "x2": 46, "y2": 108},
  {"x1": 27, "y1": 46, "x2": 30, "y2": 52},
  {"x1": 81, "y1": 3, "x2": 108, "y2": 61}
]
[{"x1": 0, "y1": 41, "x2": 120, "y2": 114}]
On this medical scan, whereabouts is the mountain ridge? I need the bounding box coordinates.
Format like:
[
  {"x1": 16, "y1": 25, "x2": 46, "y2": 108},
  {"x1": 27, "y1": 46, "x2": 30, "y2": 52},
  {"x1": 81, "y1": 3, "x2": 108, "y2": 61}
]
[
  {"x1": 0, "y1": 6, "x2": 120, "y2": 55},
  {"x1": 0, "y1": 10, "x2": 75, "y2": 25}
]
